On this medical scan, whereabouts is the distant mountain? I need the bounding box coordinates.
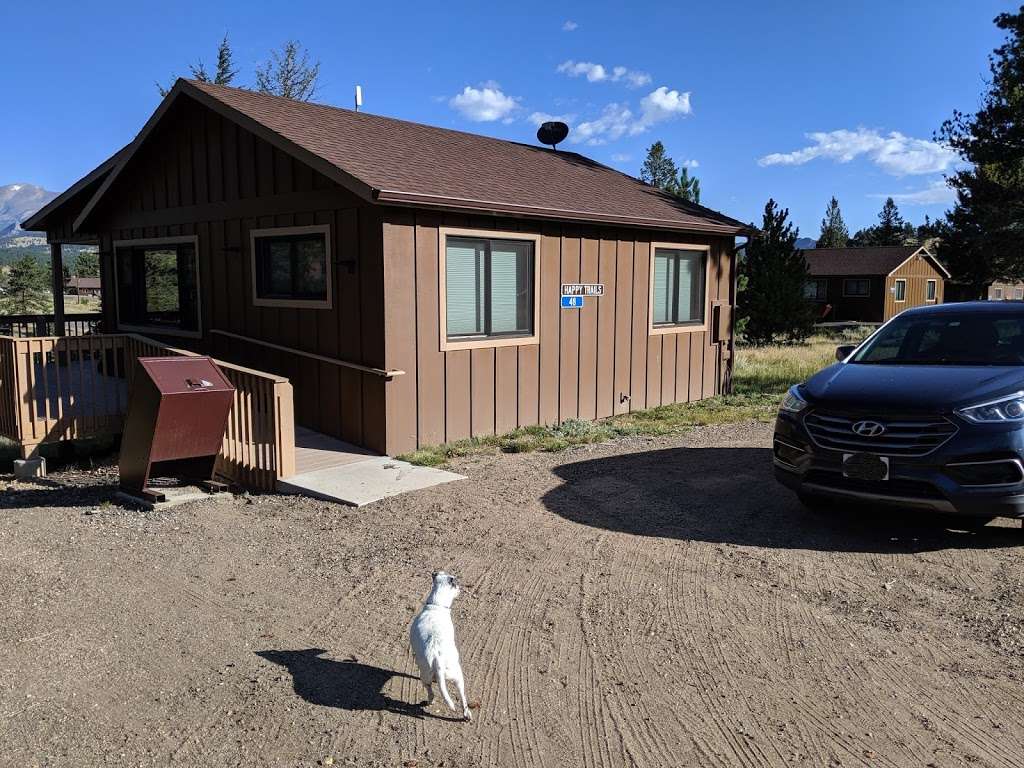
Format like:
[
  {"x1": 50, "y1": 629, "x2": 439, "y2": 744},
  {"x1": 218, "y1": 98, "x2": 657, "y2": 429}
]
[
  {"x1": 0, "y1": 183, "x2": 57, "y2": 237},
  {"x1": 795, "y1": 237, "x2": 817, "y2": 250}
]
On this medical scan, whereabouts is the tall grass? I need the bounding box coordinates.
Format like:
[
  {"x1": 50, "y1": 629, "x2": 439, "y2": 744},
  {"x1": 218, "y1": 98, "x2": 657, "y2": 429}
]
[{"x1": 400, "y1": 328, "x2": 873, "y2": 467}]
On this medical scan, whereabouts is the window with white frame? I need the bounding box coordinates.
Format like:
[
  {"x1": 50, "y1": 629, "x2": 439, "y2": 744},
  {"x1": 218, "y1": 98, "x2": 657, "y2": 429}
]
[
  {"x1": 651, "y1": 246, "x2": 707, "y2": 329},
  {"x1": 250, "y1": 225, "x2": 331, "y2": 308},
  {"x1": 443, "y1": 233, "x2": 537, "y2": 345},
  {"x1": 843, "y1": 278, "x2": 870, "y2": 297},
  {"x1": 1015, "y1": 287, "x2": 1023, "y2": 300},
  {"x1": 926, "y1": 279, "x2": 937, "y2": 301},
  {"x1": 894, "y1": 279, "x2": 907, "y2": 302}
]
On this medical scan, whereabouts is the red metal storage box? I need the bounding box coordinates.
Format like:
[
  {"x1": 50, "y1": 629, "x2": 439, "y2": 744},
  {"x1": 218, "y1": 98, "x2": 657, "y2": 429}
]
[{"x1": 119, "y1": 356, "x2": 235, "y2": 497}]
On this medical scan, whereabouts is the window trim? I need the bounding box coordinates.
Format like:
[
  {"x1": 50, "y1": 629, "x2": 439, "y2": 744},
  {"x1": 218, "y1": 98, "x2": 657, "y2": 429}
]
[
  {"x1": 112, "y1": 235, "x2": 202, "y2": 339},
  {"x1": 249, "y1": 224, "x2": 333, "y2": 309},
  {"x1": 648, "y1": 242, "x2": 711, "y2": 336},
  {"x1": 437, "y1": 226, "x2": 542, "y2": 351},
  {"x1": 842, "y1": 278, "x2": 871, "y2": 298},
  {"x1": 894, "y1": 278, "x2": 907, "y2": 303},
  {"x1": 926, "y1": 278, "x2": 938, "y2": 302},
  {"x1": 994, "y1": 287, "x2": 1004, "y2": 300}
]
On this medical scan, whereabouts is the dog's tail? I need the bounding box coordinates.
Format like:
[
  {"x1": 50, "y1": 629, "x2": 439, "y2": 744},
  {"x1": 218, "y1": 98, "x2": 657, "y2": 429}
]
[{"x1": 432, "y1": 658, "x2": 457, "y2": 713}]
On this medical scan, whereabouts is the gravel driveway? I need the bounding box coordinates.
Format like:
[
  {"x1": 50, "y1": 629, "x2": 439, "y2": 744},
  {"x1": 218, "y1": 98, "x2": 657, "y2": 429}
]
[{"x1": 2, "y1": 422, "x2": 1023, "y2": 767}]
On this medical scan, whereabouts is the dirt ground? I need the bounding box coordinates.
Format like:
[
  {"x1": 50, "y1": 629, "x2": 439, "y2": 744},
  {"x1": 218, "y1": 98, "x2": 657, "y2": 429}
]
[{"x1": 2, "y1": 423, "x2": 1024, "y2": 768}]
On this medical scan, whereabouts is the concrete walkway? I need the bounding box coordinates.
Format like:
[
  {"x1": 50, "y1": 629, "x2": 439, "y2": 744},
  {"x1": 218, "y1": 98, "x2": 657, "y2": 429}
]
[{"x1": 280, "y1": 427, "x2": 464, "y2": 506}]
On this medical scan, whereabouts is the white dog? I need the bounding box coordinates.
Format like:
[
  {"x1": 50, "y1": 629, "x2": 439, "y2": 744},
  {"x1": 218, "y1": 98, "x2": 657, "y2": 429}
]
[{"x1": 409, "y1": 571, "x2": 472, "y2": 720}]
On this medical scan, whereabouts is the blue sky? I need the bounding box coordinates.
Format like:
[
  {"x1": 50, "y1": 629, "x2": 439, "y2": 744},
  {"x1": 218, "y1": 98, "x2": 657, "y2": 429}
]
[{"x1": 2, "y1": 0, "x2": 1012, "y2": 236}]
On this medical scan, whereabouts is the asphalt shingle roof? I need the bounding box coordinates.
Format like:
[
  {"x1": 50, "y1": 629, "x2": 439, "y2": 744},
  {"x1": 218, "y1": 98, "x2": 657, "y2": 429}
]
[
  {"x1": 187, "y1": 81, "x2": 748, "y2": 234},
  {"x1": 804, "y1": 246, "x2": 924, "y2": 277}
]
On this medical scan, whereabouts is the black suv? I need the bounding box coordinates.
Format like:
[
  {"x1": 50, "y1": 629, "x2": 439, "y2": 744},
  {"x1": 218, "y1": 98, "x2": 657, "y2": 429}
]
[{"x1": 774, "y1": 302, "x2": 1024, "y2": 521}]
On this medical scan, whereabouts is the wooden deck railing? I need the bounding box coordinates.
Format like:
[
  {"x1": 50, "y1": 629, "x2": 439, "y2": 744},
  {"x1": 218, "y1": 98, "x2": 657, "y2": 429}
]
[
  {"x1": 0, "y1": 333, "x2": 295, "y2": 491},
  {"x1": 0, "y1": 312, "x2": 103, "y2": 338}
]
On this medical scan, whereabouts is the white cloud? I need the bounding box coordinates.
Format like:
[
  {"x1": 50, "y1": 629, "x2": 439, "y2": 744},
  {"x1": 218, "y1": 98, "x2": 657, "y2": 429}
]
[
  {"x1": 680, "y1": 159, "x2": 699, "y2": 168},
  {"x1": 873, "y1": 179, "x2": 955, "y2": 206},
  {"x1": 639, "y1": 87, "x2": 691, "y2": 123},
  {"x1": 557, "y1": 60, "x2": 651, "y2": 88},
  {"x1": 758, "y1": 128, "x2": 957, "y2": 176},
  {"x1": 574, "y1": 103, "x2": 634, "y2": 145},
  {"x1": 449, "y1": 84, "x2": 518, "y2": 122},
  {"x1": 562, "y1": 20, "x2": 578, "y2": 31},
  {"x1": 569, "y1": 85, "x2": 692, "y2": 145},
  {"x1": 611, "y1": 153, "x2": 632, "y2": 163},
  {"x1": 528, "y1": 111, "x2": 575, "y2": 127}
]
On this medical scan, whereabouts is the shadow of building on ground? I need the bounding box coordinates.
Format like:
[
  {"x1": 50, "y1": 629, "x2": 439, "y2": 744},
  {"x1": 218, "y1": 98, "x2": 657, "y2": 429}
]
[{"x1": 542, "y1": 446, "x2": 1022, "y2": 554}]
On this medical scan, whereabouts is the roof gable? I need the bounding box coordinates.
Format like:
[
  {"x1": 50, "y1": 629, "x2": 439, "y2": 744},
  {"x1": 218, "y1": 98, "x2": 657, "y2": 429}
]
[
  {"x1": 74, "y1": 79, "x2": 750, "y2": 236},
  {"x1": 804, "y1": 245, "x2": 947, "y2": 277}
]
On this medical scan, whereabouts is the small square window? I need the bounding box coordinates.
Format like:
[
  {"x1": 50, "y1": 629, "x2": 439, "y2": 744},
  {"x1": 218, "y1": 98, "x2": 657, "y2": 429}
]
[{"x1": 251, "y1": 225, "x2": 332, "y2": 308}]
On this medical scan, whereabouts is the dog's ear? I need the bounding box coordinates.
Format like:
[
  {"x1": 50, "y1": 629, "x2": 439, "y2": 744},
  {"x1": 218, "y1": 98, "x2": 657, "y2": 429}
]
[
  {"x1": 448, "y1": 574, "x2": 459, "y2": 588},
  {"x1": 431, "y1": 571, "x2": 440, "y2": 581}
]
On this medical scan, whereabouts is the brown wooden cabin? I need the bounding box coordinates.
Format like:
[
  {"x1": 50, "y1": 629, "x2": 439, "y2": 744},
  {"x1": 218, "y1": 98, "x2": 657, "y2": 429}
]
[
  {"x1": 24, "y1": 79, "x2": 749, "y2": 456},
  {"x1": 803, "y1": 245, "x2": 949, "y2": 324},
  {"x1": 65, "y1": 275, "x2": 102, "y2": 297}
]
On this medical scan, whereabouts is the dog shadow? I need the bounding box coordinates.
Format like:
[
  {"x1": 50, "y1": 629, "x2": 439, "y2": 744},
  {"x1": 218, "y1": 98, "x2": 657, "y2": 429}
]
[{"x1": 255, "y1": 648, "x2": 461, "y2": 721}]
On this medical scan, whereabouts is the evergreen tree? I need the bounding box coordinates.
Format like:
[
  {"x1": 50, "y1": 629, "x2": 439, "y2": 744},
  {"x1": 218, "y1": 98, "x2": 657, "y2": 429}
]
[
  {"x1": 816, "y1": 196, "x2": 849, "y2": 248},
  {"x1": 850, "y1": 197, "x2": 916, "y2": 246},
  {"x1": 255, "y1": 41, "x2": 320, "y2": 101},
  {"x1": 74, "y1": 250, "x2": 100, "y2": 278},
  {"x1": 738, "y1": 200, "x2": 815, "y2": 345},
  {"x1": 157, "y1": 35, "x2": 237, "y2": 96},
  {"x1": 673, "y1": 166, "x2": 701, "y2": 204},
  {"x1": 1, "y1": 254, "x2": 51, "y2": 313},
  {"x1": 937, "y1": 8, "x2": 1024, "y2": 295},
  {"x1": 639, "y1": 141, "x2": 678, "y2": 190}
]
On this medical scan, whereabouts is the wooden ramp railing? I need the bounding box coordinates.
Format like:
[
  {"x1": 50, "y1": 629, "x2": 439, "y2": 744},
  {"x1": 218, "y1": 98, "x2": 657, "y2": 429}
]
[{"x1": 0, "y1": 333, "x2": 295, "y2": 491}]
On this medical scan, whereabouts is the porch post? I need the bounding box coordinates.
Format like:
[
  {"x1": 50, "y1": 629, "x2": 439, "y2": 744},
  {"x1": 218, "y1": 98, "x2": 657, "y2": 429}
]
[{"x1": 50, "y1": 242, "x2": 65, "y2": 337}]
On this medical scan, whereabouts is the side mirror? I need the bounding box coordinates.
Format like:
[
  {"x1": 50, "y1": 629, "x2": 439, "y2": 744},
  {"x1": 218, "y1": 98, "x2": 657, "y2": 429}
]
[{"x1": 836, "y1": 344, "x2": 856, "y2": 361}]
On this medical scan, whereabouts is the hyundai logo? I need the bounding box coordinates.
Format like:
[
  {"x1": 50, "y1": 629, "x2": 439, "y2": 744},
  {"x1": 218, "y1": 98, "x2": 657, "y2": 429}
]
[{"x1": 852, "y1": 420, "x2": 886, "y2": 437}]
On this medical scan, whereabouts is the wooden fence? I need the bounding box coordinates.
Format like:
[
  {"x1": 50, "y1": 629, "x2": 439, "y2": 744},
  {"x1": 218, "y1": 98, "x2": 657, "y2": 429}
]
[
  {"x1": 0, "y1": 313, "x2": 103, "y2": 338},
  {"x1": 0, "y1": 333, "x2": 295, "y2": 491}
]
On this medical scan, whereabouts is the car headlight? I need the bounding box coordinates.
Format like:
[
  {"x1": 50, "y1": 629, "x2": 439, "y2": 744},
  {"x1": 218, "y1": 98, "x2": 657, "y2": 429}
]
[
  {"x1": 780, "y1": 385, "x2": 808, "y2": 414},
  {"x1": 955, "y1": 391, "x2": 1024, "y2": 423}
]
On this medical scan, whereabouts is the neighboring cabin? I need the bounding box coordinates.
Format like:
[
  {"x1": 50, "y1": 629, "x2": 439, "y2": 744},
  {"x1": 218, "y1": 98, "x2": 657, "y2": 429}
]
[
  {"x1": 802, "y1": 245, "x2": 949, "y2": 323},
  {"x1": 988, "y1": 282, "x2": 1024, "y2": 301},
  {"x1": 24, "y1": 79, "x2": 750, "y2": 456},
  {"x1": 65, "y1": 275, "x2": 101, "y2": 297}
]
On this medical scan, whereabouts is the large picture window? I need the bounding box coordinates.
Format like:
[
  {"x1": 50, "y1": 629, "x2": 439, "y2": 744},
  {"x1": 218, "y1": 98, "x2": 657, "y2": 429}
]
[
  {"x1": 114, "y1": 237, "x2": 200, "y2": 336},
  {"x1": 650, "y1": 245, "x2": 708, "y2": 332},
  {"x1": 802, "y1": 279, "x2": 827, "y2": 301},
  {"x1": 250, "y1": 225, "x2": 331, "y2": 308},
  {"x1": 440, "y1": 230, "x2": 539, "y2": 350}
]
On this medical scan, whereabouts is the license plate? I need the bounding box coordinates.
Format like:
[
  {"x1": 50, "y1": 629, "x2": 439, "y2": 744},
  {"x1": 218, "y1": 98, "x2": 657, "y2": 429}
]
[{"x1": 843, "y1": 452, "x2": 890, "y2": 481}]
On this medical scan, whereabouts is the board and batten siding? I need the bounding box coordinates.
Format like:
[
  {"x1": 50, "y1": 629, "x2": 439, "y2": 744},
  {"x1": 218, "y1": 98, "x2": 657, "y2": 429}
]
[
  {"x1": 381, "y1": 211, "x2": 735, "y2": 456},
  {"x1": 884, "y1": 253, "x2": 945, "y2": 320},
  {"x1": 90, "y1": 96, "x2": 389, "y2": 452}
]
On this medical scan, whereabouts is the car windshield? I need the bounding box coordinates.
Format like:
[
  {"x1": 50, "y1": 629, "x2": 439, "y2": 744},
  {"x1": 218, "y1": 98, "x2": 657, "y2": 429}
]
[{"x1": 852, "y1": 313, "x2": 1024, "y2": 366}]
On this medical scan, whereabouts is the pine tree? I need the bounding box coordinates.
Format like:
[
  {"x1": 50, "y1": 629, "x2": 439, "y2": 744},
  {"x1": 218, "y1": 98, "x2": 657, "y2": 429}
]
[
  {"x1": 157, "y1": 35, "x2": 237, "y2": 96},
  {"x1": 673, "y1": 166, "x2": 701, "y2": 204},
  {"x1": 816, "y1": 197, "x2": 849, "y2": 248},
  {"x1": 1, "y1": 254, "x2": 51, "y2": 313},
  {"x1": 255, "y1": 41, "x2": 320, "y2": 101},
  {"x1": 74, "y1": 250, "x2": 100, "y2": 278},
  {"x1": 738, "y1": 200, "x2": 815, "y2": 345},
  {"x1": 850, "y1": 197, "x2": 914, "y2": 246},
  {"x1": 639, "y1": 141, "x2": 678, "y2": 190},
  {"x1": 937, "y1": 8, "x2": 1024, "y2": 295}
]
